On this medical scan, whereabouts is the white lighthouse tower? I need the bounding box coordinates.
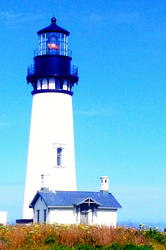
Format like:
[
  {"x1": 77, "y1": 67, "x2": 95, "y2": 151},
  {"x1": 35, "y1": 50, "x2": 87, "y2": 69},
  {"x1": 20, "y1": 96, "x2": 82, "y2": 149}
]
[{"x1": 22, "y1": 17, "x2": 78, "y2": 219}]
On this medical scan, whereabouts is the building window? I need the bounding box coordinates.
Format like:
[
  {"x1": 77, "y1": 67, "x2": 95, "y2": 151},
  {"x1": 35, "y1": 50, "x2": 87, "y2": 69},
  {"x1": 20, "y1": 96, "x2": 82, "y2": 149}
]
[
  {"x1": 53, "y1": 143, "x2": 65, "y2": 168},
  {"x1": 63, "y1": 80, "x2": 68, "y2": 90},
  {"x1": 37, "y1": 210, "x2": 40, "y2": 223},
  {"x1": 56, "y1": 79, "x2": 61, "y2": 89},
  {"x1": 60, "y1": 80, "x2": 63, "y2": 89},
  {"x1": 44, "y1": 209, "x2": 47, "y2": 223},
  {"x1": 67, "y1": 81, "x2": 71, "y2": 91},
  {"x1": 57, "y1": 147, "x2": 62, "y2": 166}
]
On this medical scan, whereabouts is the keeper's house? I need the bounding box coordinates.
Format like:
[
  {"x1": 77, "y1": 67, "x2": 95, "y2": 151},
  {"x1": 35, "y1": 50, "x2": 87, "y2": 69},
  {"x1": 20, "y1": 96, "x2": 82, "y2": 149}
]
[{"x1": 29, "y1": 177, "x2": 121, "y2": 226}]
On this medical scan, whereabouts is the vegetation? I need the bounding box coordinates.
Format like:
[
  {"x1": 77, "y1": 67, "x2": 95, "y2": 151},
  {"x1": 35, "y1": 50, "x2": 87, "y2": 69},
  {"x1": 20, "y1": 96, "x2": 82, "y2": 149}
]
[{"x1": 0, "y1": 224, "x2": 165, "y2": 249}]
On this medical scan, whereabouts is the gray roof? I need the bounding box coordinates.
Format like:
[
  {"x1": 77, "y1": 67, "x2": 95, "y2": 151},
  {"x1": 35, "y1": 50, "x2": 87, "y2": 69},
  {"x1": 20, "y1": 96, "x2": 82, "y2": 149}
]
[{"x1": 30, "y1": 191, "x2": 121, "y2": 209}]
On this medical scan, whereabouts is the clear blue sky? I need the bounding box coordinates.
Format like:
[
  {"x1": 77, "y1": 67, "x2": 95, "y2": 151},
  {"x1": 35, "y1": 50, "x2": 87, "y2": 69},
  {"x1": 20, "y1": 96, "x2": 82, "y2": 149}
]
[{"x1": 0, "y1": 0, "x2": 166, "y2": 226}]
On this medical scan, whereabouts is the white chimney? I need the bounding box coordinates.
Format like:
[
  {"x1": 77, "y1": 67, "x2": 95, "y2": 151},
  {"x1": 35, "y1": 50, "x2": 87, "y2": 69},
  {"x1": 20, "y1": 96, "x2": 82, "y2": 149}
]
[{"x1": 100, "y1": 176, "x2": 109, "y2": 193}]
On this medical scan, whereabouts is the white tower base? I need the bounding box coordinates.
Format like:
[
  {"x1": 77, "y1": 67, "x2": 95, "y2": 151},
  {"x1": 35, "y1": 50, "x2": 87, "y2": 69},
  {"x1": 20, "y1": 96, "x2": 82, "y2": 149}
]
[{"x1": 23, "y1": 92, "x2": 76, "y2": 219}]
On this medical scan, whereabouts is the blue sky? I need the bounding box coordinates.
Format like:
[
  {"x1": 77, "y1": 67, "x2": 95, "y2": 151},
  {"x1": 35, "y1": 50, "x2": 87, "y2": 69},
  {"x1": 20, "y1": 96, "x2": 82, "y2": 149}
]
[{"x1": 0, "y1": 0, "x2": 166, "y2": 225}]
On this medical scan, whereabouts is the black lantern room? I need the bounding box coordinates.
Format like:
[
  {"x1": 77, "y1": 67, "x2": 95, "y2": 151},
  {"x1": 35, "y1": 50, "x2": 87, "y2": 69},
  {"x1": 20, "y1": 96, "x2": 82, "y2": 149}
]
[{"x1": 27, "y1": 17, "x2": 78, "y2": 95}]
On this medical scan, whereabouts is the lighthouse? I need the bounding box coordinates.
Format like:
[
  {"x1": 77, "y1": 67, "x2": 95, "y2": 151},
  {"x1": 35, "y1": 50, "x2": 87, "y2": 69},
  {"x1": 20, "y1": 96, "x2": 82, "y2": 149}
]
[{"x1": 22, "y1": 18, "x2": 78, "y2": 219}]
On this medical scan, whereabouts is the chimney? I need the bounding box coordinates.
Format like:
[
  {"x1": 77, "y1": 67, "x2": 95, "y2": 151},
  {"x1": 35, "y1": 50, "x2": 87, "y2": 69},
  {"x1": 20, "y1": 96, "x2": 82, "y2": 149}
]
[{"x1": 100, "y1": 176, "x2": 109, "y2": 193}]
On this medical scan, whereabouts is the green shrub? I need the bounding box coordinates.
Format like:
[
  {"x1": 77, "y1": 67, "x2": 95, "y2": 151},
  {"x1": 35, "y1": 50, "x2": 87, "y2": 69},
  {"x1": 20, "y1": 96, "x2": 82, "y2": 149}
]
[
  {"x1": 140, "y1": 226, "x2": 165, "y2": 244},
  {"x1": 106, "y1": 242, "x2": 121, "y2": 249},
  {"x1": 137, "y1": 246, "x2": 151, "y2": 250},
  {"x1": 45, "y1": 236, "x2": 56, "y2": 244},
  {"x1": 45, "y1": 245, "x2": 72, "y2": 250},
  {"x1": 75, "y1": 244, "x2": 104, "y2": 249},
  {"x1": 76, "y1": 244, "x2": 93, "y2": 250},
  {"x1": 123, "y1": 243, "x2": 151, "y2": 250}
]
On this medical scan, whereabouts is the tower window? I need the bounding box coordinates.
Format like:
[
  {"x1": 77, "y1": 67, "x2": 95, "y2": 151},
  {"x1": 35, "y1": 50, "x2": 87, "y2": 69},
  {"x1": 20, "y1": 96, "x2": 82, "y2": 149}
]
[
  {"x1": 56, "y1": 79, "x2": 60, "y2": 89},
  {"x1": 57, "y1": 147, "x2": 62, "y2": 166},
  {"x1": 60, "y1": 80, "x2": 63, "y2": 89},
  {"x1": 63, "y1": 80, "x2": 68, "y2": 90}
]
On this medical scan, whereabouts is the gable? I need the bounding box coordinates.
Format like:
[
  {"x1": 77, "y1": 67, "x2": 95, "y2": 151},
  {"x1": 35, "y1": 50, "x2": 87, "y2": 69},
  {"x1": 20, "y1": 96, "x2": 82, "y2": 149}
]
[
  {"x1": 29, "y1": 192, "x2": 47, "y2": 208},
  {"x1": 76, "y1": 197, "x2": 101, "y2": 206},
  {"x1": 34, "y1": 196, "x2": 47, "y2": 210}
]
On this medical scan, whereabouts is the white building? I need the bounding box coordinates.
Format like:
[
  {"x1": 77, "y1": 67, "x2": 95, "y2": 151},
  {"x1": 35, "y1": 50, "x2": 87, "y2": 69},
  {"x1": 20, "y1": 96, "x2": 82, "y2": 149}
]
[
  {"x1": 30, "y1": 177, "x2": 121, "y2": 226},
  {"x1": 0, "y1": 211, "x2": 7, "y2": 225}
]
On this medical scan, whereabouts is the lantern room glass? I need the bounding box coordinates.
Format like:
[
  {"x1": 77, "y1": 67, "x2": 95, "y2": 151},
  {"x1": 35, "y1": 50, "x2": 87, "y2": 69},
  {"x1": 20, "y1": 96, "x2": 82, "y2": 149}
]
[{"x1": 38, "y1": 32, "x2": 69, "y2": 56}]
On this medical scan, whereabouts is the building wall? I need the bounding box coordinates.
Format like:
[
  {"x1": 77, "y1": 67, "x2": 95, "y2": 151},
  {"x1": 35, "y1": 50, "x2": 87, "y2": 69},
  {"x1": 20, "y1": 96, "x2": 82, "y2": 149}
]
[
  {"x1": 92, "y1": 208, "x2": 117, "y2": 227},
  {"x1": 33, "y1": 198, "x2": 118, "y2": 227},
  {"x1": 33, "y1": 197, "x2": 77, "y2": 224},
  {"x1": 48, "y1": 208, "x2": 77, "y2": 224},
  {"x1": 23, "y1": 92, "x2": 77, "y2": 219},
  {"x1": 47, "y1": 208, "x2": 117, "y2": 226}
]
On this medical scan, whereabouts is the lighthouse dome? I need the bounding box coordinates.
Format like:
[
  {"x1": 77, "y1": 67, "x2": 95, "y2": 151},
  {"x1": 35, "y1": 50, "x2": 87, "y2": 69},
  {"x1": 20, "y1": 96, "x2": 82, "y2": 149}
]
[{"x1": 37, "y1": 17, "x2": 70, "y2": 35}]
